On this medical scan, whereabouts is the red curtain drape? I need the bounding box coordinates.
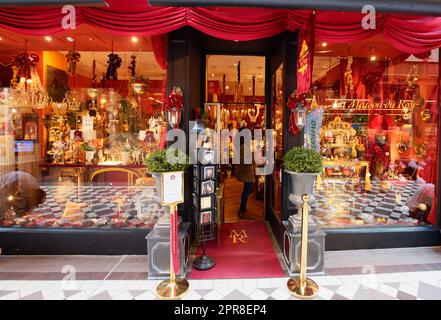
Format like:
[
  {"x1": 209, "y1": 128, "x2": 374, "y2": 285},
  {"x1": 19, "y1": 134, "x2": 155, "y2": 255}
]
[
  {"x1": 151, "y1": 34, "x2": 167, "y2": 70},
  {"x1": 0, "y1": 2, "x2": 440, "y2": 53}
]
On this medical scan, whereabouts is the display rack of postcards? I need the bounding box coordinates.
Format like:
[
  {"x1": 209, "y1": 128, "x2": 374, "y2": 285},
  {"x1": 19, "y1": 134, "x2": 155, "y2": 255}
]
[{"x1": 192, "y1": 147, "x2": 217, "y2": 270}]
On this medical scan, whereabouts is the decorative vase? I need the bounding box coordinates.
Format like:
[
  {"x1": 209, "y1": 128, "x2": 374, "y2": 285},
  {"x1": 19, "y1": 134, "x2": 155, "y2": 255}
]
[
  {"x1": 121, "y1": 151, "x2": 130, "y2": 164},
  {"x1": 85, "y1": 151, "x2": 95, "y2": 164}
]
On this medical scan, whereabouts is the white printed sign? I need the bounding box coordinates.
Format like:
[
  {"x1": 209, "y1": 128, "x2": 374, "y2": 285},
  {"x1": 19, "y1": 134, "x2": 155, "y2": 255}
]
[{"x1": 161, "y1": 172, "x2": 184, "y2": 205}]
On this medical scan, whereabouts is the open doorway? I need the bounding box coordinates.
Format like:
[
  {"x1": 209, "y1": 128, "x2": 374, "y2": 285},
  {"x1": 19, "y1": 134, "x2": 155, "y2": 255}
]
[{"x1": 205, "y1": 54, "x2": 266, "y2": 223}]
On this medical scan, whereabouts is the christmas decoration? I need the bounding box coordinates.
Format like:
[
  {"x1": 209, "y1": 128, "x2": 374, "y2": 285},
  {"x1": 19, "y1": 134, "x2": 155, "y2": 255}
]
[
  {"x1": 66, "y1": 50, "x2": 81, "y2": 75},
  {"x1": 105, "y1": 53, "x2": 122, "y2": 80},
  {"x1": 128, "y1": 55, "x2": 137, "y2": 77},
  {"x1": 11, "y1": 52, "x2": 39, "y2": 83}
]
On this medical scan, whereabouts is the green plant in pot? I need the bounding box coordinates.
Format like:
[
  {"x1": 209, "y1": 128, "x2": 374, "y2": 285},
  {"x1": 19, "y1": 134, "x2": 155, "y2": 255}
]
[
  {"x1": 146, "y1": 148, "x2": 190, "y2": 225},
  {"x1": 283, "y1": 146, "x2": 323, "y2": 209},
  {"x1": 81, "y1": 143, "x2": 95, "y2": 164}
]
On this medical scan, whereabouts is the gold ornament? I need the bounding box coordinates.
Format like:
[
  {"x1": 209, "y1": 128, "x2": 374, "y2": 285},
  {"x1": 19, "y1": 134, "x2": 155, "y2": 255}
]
[
  {"x1": 421, "y1": 109, "x2": 432, "y2": 122},
  {"x1": 415, "y1": 143, "x2": 427, "y2": 157}
]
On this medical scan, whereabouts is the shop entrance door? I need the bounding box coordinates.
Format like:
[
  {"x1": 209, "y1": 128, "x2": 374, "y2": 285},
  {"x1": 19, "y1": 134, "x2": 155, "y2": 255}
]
[
  {"x1": 167, "y1": 28, "x2": 298, "y2": 248},
  {"x1": 205, "y1": 54, "x2": 266, "y2": 223}
]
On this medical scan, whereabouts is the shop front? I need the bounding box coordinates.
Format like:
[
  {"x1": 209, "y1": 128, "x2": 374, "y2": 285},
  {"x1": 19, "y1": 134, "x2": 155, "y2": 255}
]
[{"x1": 0, "y1": 1, "x2": 440, "y2": 256}]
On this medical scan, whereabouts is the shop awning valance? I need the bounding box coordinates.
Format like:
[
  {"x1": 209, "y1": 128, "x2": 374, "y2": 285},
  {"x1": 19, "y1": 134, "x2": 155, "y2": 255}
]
[{"x1": 0, "y1": 0, "x2": 440, "y2": 53}]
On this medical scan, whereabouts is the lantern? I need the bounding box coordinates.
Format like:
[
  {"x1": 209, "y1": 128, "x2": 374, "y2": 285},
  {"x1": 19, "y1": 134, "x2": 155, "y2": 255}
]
[
  {"x1": 166, "y1": 108, "x2": 182, "y2": 129},
  {"x1": 293, "y1": 104, "x2": 307, "y2": 131}
]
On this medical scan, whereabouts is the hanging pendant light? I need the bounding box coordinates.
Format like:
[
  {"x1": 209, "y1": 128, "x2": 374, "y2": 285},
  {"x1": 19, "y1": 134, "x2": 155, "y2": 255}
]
[{"x1": 10, "y1": 40, "x2": 48, "y2": 110}]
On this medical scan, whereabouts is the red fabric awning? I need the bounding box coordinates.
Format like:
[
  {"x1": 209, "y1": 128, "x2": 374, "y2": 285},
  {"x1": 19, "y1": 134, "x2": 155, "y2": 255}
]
[{"x1": 0, "y1": 0, "x2": 440, "y2": 53}]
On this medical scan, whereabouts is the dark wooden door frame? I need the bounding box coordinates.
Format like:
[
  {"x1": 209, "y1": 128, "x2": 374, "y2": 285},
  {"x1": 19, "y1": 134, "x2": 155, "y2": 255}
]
[{"x1": 167, "y1": 28, "x2": 296, "y2": 247}]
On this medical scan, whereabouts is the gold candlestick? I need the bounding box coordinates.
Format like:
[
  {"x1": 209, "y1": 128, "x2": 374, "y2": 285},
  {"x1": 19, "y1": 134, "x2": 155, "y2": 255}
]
[
  {"x1": 156, "y1": 204, "x2": 189, "y2": 300},
  {"x1": 287, "y1": 194, "x2": 319, "y2": 299}
]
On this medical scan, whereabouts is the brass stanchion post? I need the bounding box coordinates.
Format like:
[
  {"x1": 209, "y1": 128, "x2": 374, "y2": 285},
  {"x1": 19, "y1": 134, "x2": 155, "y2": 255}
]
[
  {"x1": 287, "y1": 194, "x2": 319, "y2": 299},
  {"x1": 155, "y1": 204, "x2": 189, "y2": 300}
]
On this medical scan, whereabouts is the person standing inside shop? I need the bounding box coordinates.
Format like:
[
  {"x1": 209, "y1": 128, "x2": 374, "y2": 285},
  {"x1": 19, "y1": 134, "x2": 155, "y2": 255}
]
[{"x1": 236, "y1": 121, "x2": 255, "y2": 220}]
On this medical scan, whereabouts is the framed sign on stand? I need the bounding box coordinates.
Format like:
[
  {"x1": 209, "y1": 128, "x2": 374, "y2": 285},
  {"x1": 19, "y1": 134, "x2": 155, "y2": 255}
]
[{"x1": 155, "y1": 171, "x2": 190, "y2": 300}]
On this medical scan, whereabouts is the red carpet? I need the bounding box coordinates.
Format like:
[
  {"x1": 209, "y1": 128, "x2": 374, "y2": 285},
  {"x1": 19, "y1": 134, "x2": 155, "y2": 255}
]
[{"x1": 189, "y1": 221, "x2": 285, "y2": 279}]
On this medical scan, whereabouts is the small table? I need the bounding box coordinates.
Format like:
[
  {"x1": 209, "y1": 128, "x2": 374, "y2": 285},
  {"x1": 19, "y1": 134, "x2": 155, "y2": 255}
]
[
  {"x1": 39, "y1": 163, "x2": 148, "y2": 186},
  {"x1": 318, "y1": 160, "x2": 371, "y2": 191}
]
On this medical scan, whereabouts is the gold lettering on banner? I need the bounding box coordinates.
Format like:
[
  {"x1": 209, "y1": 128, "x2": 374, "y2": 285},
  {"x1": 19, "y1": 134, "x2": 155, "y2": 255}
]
[
  {"x1": 298, "y1": 40, "x2": 309, "y2": 76},
  {"x1": 340, "y1": 99, "x2": 415, "y2": 110},
  {"x1": 230, "y1": 229, "x2": 248, "y2": 244}
]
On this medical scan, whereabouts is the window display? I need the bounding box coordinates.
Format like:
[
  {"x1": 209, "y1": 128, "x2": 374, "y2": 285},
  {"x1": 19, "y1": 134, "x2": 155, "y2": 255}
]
[
  {"x1": 0, "y1": 49, "x2": 166, "y2": 229},
  {"x1": 310, "y1": 43, "x2": 439, "y2": 228}
]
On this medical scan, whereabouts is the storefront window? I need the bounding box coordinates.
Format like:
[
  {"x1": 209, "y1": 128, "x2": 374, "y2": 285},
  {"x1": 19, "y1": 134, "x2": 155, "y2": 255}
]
[
  {"x1": 0, "y1": 50, "x2": 166, "y2": 229},
  {"x1": 311, "y1": 41, "x2": 439, "y2": 228}
]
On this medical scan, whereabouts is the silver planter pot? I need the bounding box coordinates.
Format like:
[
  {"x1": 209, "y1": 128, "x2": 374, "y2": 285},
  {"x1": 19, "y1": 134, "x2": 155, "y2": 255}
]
[
  {"x1": 285, "y1": 170, "x2": 318, "y2": 208},
  {"x1": 151, "y1": 172, "x2": 162, "y2": 198},
  {"x1": 150, "y1": 172, "x2": 170, "y2": 225}
]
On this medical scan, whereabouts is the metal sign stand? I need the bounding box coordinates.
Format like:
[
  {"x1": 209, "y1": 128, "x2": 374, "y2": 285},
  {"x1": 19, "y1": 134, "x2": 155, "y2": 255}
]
[
  {"x1": 155, "y1": 172, "x2": 189, "y2": 300},
  {"x1": 287, "y1": 194, "x2": 319, "y2": 299}
]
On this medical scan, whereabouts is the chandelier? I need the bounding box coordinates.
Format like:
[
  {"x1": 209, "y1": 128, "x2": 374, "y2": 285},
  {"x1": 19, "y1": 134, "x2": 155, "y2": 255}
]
[{"x1": 10, "y1": 52, "x2": 48, "y2": 110}]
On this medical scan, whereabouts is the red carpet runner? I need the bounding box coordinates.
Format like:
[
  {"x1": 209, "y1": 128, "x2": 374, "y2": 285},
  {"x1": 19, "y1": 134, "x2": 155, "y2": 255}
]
[{"x1": 189, "y1": 221, "x2": 285, "y2": 279}]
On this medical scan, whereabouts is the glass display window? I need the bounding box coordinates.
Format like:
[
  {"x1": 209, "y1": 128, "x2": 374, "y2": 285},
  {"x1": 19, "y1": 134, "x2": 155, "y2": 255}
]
[
  {"x1": 0, "y1": 48, "x2": 167, "y2": 230},
  {"x1": 311, "y1": 39, "x2": 439, "y2": 228}
]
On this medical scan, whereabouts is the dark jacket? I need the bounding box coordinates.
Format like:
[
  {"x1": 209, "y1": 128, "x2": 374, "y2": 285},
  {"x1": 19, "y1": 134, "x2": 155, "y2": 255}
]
[{"x1": 235, "y1": 135, "x2": 255, "y2": 183}]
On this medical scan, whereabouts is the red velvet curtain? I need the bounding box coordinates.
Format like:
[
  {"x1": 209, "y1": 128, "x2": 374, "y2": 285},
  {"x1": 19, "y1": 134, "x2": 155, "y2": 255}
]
[
  {"x1": 151, "y1": 34, "x2": 167, "y2": 70},
  {"x1": 0, "y1": 3, "x2": 440, "y2": 53}
]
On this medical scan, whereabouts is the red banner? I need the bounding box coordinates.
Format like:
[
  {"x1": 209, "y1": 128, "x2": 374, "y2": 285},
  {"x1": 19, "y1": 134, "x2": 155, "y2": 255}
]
[
  {"x1": 170, "y1": 206, "x2": 179, "y2": 275},
  {"x1": 297, "y1": 13, "x2": 315, "y2": 95}
]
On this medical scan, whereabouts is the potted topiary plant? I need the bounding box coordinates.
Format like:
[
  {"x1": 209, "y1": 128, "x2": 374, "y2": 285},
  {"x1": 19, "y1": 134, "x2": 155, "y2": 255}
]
[
  {"x1": 81, "y1": 143, "x2": 95, "y2": 164},
  {"x1": 283, "y1": 146, "x2": 323, "y2": 208},
  {"x1": 146, "y1": 148, "x2": 190, "y2": 196}
]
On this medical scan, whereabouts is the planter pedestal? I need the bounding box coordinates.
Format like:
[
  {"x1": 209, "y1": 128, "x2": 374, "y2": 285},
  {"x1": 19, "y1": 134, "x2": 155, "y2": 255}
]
[
  {"x1": 288, "y1": 214, "x2": 318, "y2": 233},
  {"x1": 282, "y1": 221, "x2": 326, "y2": 275},
  {"x1": 146, "y1": 221, "x2": 190, "y2": 279}
]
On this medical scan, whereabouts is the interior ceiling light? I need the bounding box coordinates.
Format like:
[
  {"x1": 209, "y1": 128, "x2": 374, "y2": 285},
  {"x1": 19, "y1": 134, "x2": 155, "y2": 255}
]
[
  {"x1": 0, "y1": 37, "x2": 3, "y2": 41},
  {"x1": 322, "y1": 42, "x2": 328, "y2": 47},
  {"x1": 44, "y1": 36, "x2": 52, "y2": 42},
  {"x1": 66, "y1": 37, "x2": 75, "y2": 42},
  {"x1": 131, "y1": 36, "x2": 139, "y2": 43},
  {"x1": 370, "y1": 46, "x2": 377, "y2": 61},
  {"x1": 211, "y1": 73, "x2": 215, "y2": 77}
]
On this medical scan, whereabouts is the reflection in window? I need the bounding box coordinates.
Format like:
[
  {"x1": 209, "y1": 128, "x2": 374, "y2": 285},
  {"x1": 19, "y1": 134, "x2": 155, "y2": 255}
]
[
  {"x1": 311, "y1": 41, "x2": 439, "y2": 228},
  {"x1": 0, "y1": 50, "x2": 166, "y2": 229}
]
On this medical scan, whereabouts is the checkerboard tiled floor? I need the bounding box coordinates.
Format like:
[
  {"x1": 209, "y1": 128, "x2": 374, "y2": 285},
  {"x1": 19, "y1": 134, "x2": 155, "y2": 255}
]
[
  {"x1": 1, "y1": 185, "x2": 164, "y2": 229},
  {"x1": 0, "y1": 247, "x2": 440, "y2": 300},
  {"x1": 311, "y1": 180, "x2": 421, "y2": 227}
]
